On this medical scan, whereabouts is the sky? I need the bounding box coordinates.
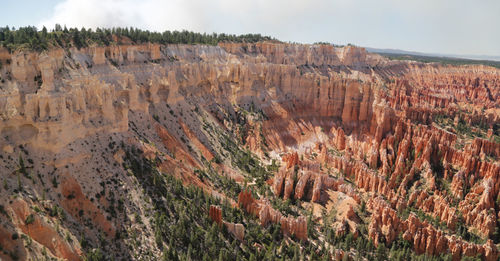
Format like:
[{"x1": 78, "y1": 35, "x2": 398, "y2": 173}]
[{"x1": 1, "y1": 0, "x2": 500, "y2": 57}]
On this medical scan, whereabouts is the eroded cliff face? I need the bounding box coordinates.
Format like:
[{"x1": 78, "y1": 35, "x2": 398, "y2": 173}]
[{"x1": 0, "y1": 42, "x2": 498, "y2": 260}]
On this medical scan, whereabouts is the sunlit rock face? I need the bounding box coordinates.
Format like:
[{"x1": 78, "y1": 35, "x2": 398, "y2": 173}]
[{"x1": 0, "y1": 41, "x2": 498, "y2": 260}]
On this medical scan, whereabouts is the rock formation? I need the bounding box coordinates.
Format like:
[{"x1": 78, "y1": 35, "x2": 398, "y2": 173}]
[
  {"x1": 209, "y1": 205, "x2": 245, "y2": 241},
  {"x1": 209, "y1": 205, "x2": 223, "y2": 226},
  {"x1": 238, "y1": 190, "x2": 308, "y2": 241},
  {"x1": 0, "y1": 41, "x2": 498, "y2": 259}
]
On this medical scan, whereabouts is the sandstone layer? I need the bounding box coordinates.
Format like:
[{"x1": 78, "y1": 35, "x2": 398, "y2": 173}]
[{"x1": 0, "y1": 42, "x2": 498, "y2": 260}]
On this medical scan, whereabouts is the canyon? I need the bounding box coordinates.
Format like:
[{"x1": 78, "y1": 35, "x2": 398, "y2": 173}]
[{"x1": 0, "y1": 41, "x2": 498, "y2": 260}]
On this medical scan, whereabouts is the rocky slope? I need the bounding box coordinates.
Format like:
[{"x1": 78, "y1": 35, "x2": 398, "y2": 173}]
[{"x1": 0, "y1": 41, "x2": 498, "y2": 260}]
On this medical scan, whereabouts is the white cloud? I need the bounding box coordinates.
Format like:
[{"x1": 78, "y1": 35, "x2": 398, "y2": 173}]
[
  {"x1": 37, "y1": 0, "x2": 500, "y2": 56},
  {"x1": 37, "y1": 0, "x2": 336, "y2": 34},
  {"x1": 38, "y1": 0, "x2": 206, "y2": 32}
]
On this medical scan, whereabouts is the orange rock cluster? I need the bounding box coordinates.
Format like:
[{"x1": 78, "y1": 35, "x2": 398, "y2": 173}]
[
  {"x1": 238, "y1": 190, "x2": 307, "y2": 241},
  {"x1": 368, "y1": 198, "x2": 499, "y2": 261},
  {"x1": 209, "y1": 205, "x2": 245, "y2": 241},
  {"x1": 408, "y1": 190, "x2": 458, "y2": 230},
  {"x1": 273, "y1": 165, "x2": 348, "y2": 204},
  {"x1": 313, "y1": 111, "x2": 499, "y2": 239},
  {"x1": 256, "y1": 60, "x2": 499, "y2": 258},
  {"x1": 209, "y1": 205, "x2": 223, "y2": 226}
]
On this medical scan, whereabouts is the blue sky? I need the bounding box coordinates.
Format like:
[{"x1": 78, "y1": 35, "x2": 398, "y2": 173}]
[{"x1": 1, "y1": 0, "x2": 499, "y2": 57}]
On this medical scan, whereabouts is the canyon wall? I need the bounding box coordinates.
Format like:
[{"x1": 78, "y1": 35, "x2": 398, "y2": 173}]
[{"x1": 0, "y1": 42, "x2": 498, "y2": 260}]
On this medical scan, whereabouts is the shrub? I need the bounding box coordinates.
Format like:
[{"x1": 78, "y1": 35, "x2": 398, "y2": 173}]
[{"x1": 25, "y1": 214, "x2": 35, "y2": 225}]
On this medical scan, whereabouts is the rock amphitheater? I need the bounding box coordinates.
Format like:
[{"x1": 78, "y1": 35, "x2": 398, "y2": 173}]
[{"x1": 0, "y1": 42, "x2": 498, "y2": 260}]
